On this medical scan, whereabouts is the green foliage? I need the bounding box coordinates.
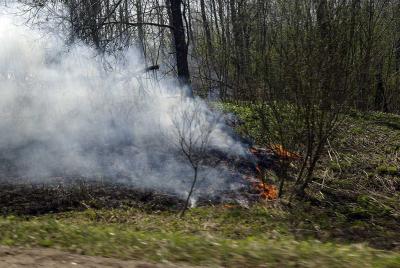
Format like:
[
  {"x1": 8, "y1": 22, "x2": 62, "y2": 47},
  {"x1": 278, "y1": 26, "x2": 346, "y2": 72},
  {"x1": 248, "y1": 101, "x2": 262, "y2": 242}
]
[
  {"x1": 217, "y1": 102, "x2": 262, "y2": 142},
  {"x1": 218, "y1": 102, "x2": 304, "y2": 150}
]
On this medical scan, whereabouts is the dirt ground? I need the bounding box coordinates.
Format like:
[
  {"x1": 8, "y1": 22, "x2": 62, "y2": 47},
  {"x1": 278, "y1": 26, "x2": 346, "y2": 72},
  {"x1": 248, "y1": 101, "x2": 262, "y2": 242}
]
[{"x1": 0, "y1": 246, "x2": 184, "y2": 268}]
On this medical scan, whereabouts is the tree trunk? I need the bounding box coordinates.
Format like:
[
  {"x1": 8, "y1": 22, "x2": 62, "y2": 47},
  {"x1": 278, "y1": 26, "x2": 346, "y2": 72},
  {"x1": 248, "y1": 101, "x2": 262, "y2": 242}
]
[
  {"x1": 136, "y1": 0, "x2": 146, "y2": 56},
  {"x1": 180, "y1": 166, "x2": 198, "y2": 217},
  {"x1": 374, "y1": 60, "x2": 388, "y2": 112},
  {"x1": 200, "y1": 0, "x2": 214, "y2": 62},
  {"x1": 167, "y1": 0, "x2": 192, "y2": 97},
  {"x1": 200, "y1": 0, "x2": 214, "y2": 95}
]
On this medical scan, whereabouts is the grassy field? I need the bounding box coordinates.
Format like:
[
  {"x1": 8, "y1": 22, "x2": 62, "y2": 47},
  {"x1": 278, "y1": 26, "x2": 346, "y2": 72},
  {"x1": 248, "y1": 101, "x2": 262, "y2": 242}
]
[
  {"x1": 0, "y1": 206, "x2": 399, "y2": 267},
  {"x1": 0, "y1": 108, "x2": 399, "y2": 267}
]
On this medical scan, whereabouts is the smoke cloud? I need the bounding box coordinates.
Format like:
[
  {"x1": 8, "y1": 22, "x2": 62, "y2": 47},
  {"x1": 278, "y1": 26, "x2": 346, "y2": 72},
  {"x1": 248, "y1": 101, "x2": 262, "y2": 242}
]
[{"x1": 0, "y1": 4, "x2": 250, "y2": 198}]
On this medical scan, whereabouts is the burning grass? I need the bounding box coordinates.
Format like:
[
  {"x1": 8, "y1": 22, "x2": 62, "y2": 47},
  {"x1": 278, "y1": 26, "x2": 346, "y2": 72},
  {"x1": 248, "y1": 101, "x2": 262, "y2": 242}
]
[{"x1": 0, "y1": 138, "x2": 282, "y2": 216}]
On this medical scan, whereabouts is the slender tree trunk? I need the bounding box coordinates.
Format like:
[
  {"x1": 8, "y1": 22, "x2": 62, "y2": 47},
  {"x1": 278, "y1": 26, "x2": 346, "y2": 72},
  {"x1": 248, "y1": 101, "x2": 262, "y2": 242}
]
[
  {"x1": 374, "y1": 60, "x2": 388, "y2": 112},
  {"x1": 167, "y1": 0, "x2": 192, "y2": 96},
  {"x1": 88, "y1": 0, "x2": 102, "y2": 50},
  {"x1": 358, "y1": 0, "x2": 375, "y2": 111},
  {"x1": 230, "y1": 0, "x2": 243, "y2": 99},
  {"x1": 136, "y1": 0, "x2": 146, "y2": 56},
  {"x1": 217, "y1": 0, "x2": 228, "y2": 99},
  {"x1": 200, "y1": 0, "x2": 214, "y2": 94},
  {"x1": 180, "y1": 166, "x2": 198, "y2": 217},
  {"x1": 200, "y1": 0, "x2": 214, "y2": 61}
]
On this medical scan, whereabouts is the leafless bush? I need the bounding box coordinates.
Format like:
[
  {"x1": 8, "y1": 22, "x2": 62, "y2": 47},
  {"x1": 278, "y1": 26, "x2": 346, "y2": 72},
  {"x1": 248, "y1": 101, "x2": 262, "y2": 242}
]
[{"x1": 171, "y1": 101, "x2": 218, "y2": 216}]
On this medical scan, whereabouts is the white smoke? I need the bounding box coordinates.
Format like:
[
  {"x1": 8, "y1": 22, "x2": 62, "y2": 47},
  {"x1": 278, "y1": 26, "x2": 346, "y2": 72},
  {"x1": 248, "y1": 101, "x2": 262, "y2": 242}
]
[{"x1": 0, "y1": 4, "x2": 249, "y2": 198}]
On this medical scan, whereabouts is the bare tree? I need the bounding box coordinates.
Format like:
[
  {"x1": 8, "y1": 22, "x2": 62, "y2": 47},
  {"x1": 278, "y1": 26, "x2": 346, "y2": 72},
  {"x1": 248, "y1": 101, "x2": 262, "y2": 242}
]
[{"x1": 171, "y1": 102, "x2": 217, "y2": 216}]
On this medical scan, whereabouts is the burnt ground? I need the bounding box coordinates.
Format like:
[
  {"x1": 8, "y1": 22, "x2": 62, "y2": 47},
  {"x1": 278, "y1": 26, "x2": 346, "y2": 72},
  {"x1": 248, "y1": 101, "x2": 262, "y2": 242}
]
[
  {"x1": 0, "y1": 179, "x2": 186, "y2": 215},
  {"x1": 0, "y1": 176, "x2": 269, "y2": 216},
  {"x1": 0, "y1": 144, "x2": 275, "y2": 216},
  {"x1": 0, "y1": 169, "x2": 268, "y2": 215}
]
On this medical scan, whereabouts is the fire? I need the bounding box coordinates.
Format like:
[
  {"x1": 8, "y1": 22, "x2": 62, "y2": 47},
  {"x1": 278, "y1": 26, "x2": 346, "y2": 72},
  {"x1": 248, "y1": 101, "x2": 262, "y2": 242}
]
[
  {"x1": 245, "y1": 145, "x2": 296, "y2": 201},
  {"x1": 257, "y1": 183, "x2": 278, "y2": 200},
  {"x1": 250, "y1": 163, "x2": 278, "y2": 201},
  {"x1": 252, "y1": 176, "x2": 278, "y2": 200},
  {"x1": 269, "y1": 144, "x2": 300, "y2": 160}
]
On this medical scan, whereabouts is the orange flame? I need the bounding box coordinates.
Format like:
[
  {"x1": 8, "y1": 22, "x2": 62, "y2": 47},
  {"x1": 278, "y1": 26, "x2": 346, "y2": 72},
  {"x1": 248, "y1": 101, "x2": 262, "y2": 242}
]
[
  {"x1": 259, "y1": 185, "x2": 278, "y2": 200},
  {"x1": 253, "y1": 165, "x2": 278, "y2": 201},
  {"x1": 269, "y1": 144, "x2": 300, "y2": 160},
  {"x1": 247, "y1": 147, "x2": 281, "y2": 201}
]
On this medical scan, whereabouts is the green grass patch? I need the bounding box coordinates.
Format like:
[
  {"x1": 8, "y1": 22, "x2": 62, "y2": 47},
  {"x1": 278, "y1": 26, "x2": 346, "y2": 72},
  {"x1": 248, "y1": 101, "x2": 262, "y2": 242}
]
[
  {"x1": 0, "y1": 207, "x2": 399, "y2": 267},
  {"x1": 376, "y1": 165, "x2": 399, "y2": 175}
]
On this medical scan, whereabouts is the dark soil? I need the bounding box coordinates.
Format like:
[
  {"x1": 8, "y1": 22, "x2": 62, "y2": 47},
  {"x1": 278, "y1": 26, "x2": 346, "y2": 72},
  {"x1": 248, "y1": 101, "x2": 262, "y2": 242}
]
[{"x1": 0, "y1": 178, "x2": 185, "y2": 215}]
